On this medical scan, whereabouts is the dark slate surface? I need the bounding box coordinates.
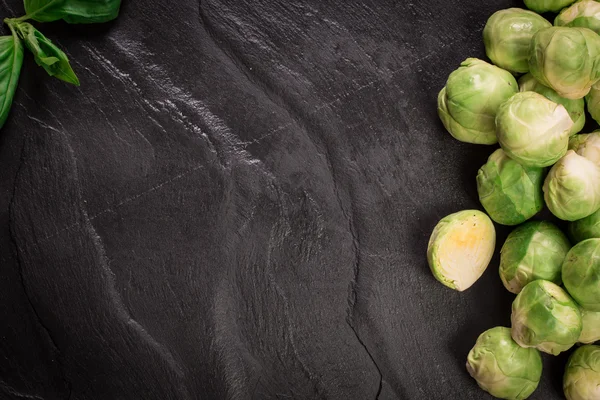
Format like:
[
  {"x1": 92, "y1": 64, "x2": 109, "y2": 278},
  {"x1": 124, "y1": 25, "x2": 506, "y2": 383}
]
[{"x1": 0, "y1": 0, "x2": 573, "y2": 399}]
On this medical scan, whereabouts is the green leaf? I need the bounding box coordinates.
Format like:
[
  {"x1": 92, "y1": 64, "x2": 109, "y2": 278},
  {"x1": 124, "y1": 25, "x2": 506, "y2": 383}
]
[
  {"x1": 23, "y1": 0, "x2": 121, "y2": 24},
  {"x1": 0, "y1": 31, "x2": 24, "y2": 129},
  {"x1": 14, "y1": 22, "x2": 79, "y2": 86}
]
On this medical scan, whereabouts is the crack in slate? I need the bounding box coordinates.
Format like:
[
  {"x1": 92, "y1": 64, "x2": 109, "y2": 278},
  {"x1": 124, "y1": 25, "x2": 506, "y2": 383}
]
[
  {"x1": 346, "y1": 320, "x2": 383, "y2": 399},
  {"x1": 338, "y1": 193, "x2": 383, "y2": 400},
  {"x1": 7, "y1": 136, "x2": 73, "y2": 399}
]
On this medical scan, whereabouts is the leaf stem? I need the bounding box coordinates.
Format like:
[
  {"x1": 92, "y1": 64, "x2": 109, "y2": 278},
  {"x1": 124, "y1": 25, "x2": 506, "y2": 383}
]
[{"x1": 6, "y1": 18, "x2": 18, "y2": 38}]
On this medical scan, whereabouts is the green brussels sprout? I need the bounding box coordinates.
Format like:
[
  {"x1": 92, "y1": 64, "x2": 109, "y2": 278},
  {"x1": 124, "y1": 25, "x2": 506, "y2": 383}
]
[
  {"x1": 519, "y1": 74, "x2": 585, "y2": 136},
  {"x1": 476, "y1": 149, "x2": 545, "y2": 226},
  {"x1": 529, "y1": 27, "x2": 600, "y2": 100},
  {"x1": 563, "y1": 238, "x2": 600, "y2": 311},
  {"x1": 427, "y1": 210, "x2": 496, "y2": 291},
  {"x1": 544, "y1": 150, "x2": 600, "y2": 221},
  {"x1": 496, "y1": 91, "x2": 573, "y2": 167},
  {"x1": 511, "y1": 279, "x2": 582, "y2": 355},
  {"x1": 499, "y1": 221, "x2": 571, "y2": 294},
  {"x1": 585, "y1": 84, "x2": 600, "y2": 125},
  {"x1": 483, "y1": 9, "x2": 552, "y2": 74},
  {"x1": 569, "y1": 131, "x2": 600, "y2": 166},
  {"x1": 438, "y1": 58, "x2": 518, "y2": 144},
  {"x1": 569, "y1": 208, "x2": 600, "y2": 243},
  {"x1": 467, "y1": 327, "x2": 542, "y2": 400},
  {"x1": 555, "y1": 1, "x2": 600, "y2": 34},
  {"x1": 563, "y1": 345, "x2": 600, "y2": 400},
  {"x1": 524, "y1": 0, "x2": 577, "y2": 13},
  {"x1": 579, "y1": 309, "x2": 600, "y2": 344}
]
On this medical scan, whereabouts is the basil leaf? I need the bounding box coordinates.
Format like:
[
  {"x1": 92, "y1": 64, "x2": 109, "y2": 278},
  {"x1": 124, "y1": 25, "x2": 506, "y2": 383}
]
[
  {"x1": 0, "y1": 31, "x2": 24, "y2": 129},
  {"x1": 14, "y1": 22, "x2": 79, "y2": 86},
  {"x1": 23, "y1": 0, "x2": 121, "y2": 24}
]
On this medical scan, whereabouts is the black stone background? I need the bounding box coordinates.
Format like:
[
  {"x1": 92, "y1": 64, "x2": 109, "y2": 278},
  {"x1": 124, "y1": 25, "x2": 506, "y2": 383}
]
[{"x1": 0, "y1": 0, "x2": 577, "y2": 399}]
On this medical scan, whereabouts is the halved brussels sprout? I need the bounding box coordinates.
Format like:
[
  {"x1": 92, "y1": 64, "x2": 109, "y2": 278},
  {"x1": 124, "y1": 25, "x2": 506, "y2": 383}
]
[
  {"x1": 467, "y1": 326, "x2": 542, "y2": 400},
  {"x1": 543, "y1": 150, "x2": 600, "y2": 221},
  {"x1": 569, "y1": 131, "x2": 600, "y2": 166},
  {"x1": 563, "y1": 238, "x2": 600, "y2": 312},
  {"x1": 476, "y1": 149, "x2": 545, "y2": 226},
  {"x1": 529, "y1": 27, "x2": 600, "y2": 100},
  {"x1": 563, "y1": 345, "x2": 600, "y2": 400},
  {"x1": 483, "y1": 8, "x2": 551, "y2": 74},
  {"x1": 569, "y1": 208, "x2": 600, "y2": 243},
  {"x1": 500, "y1": 221, "x2": 570, "y2": 294},
  {"x1": 579, "y1": 309, "x2": 600, "y2": 344},
  {"x1": 496, "y1": 91, "x2": 572, "y2": 167},
  {"x1": 519, "y1": 74, "x2": 585, "y2": 136},
  {"x1": 511, "y1": 279, "x2": 582, "y2": 355},
  {"x1": 438, "y1": 58, "x2": 518, "y2": 144},
  {"x1": 555, "y1": 1, "x2": 600, "y2": 34},
  {"x1": 524, "y1": 0, "x2": 577, "y2": 13},
  {"x1": 586, "y1": 84, "x2": 600, "y2": 125},
  {"x1": 427, "y1": 210, "x2": 495, "y2": 291}
]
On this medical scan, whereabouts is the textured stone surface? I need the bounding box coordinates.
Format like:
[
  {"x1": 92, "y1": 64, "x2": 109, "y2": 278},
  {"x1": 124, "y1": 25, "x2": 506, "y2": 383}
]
[{"x1": 0, "y1": 0, "x2": 570, "y2": 399}]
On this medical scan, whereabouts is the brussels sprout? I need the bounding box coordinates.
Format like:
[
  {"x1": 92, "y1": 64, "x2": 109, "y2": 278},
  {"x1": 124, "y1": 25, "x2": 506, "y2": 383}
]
[
  {"x1": 427, "y1": 210, "x2": 496, "y2": 291},
  {"x1": 483, "y1": 9, "x2": 551, "y2": 74},
  {"x1": 496, "y1": 91, "x2": 573, "y2": 167},
  {"x1": 476, "y1": 149, "x2": 545, "y2": 226},
  {"x1": 524, "y1": 0, "x2": 577, "y2": 13},
  {"x1": 579, "y1": 309, "x2": 600, "y2": 344},
  {"x1": 555, "y1": 1, "x2": 600, "y2": 34},
  {"x1": 529, "y1": 27, "x2": 600, "y2": 100},
  {"x1": 499, "y1": 221, "x2": 571, "y2": 294},
  {"x1": 543, "y1": 150, "x2": 600, "y2": 221},
  {"x1": 563, "y1": 238, "x2": 600, "y2": 311},
  {"x1": 467, "y1": 327, "x2": 542, "y2": 400},
  {"x1": 569, "y1": 131, "x2": 600, "y2": 166},
  {"x1": 569, "y1": 208, "x2": 600, "y2": 243},
  {"x1": 563, "y1": 345, "x2": 600, "y2": 400},
  {"x1": 511, "y1": 279, "x2": 582, "y2": 355},
  {"x1": 438, "y1": 58, "x2": 518, "y2": 144},
  {"x1": 585, "y1": 84, "x2": 600, "y2": 125},
  {"x1": 519, "y1": 74, "x2": 585, "y2": 136}
]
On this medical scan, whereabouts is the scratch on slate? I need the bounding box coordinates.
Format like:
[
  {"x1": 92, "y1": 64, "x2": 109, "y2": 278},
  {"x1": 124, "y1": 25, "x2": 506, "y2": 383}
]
[
  {"x1": 0, "y1": 0, "x2": 16, "y2": 14},
  {"x1": 38, "y1": 163, "x2": 206, "y2": 243},
  {"x1": 79, "y1": 45, "x2": 168, "y2": 138},
  {"x1": 74, "y1": 58, "x2": 157, "y2": 149},
  {"x1": 242, "y1": 33, "x2": 468, "y2": 148},
  {"x1": 161, "y1": 262, "x2": 185, "y2": 317},
  {"x1": 251, "y1": 377, "x2": 262, "y2": 399},
  {"x1": 0, "y1": 379, "x2": 45, "y2": 400},
  {"x1": 101, "y1": 37, "x2": 255, "y2": 171}
]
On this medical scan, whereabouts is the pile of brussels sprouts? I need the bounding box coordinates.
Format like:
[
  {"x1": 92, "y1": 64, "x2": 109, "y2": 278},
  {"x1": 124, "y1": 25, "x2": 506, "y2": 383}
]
[{"x1": 428, "y1": 1, "x2": 600, "y2": 399}]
